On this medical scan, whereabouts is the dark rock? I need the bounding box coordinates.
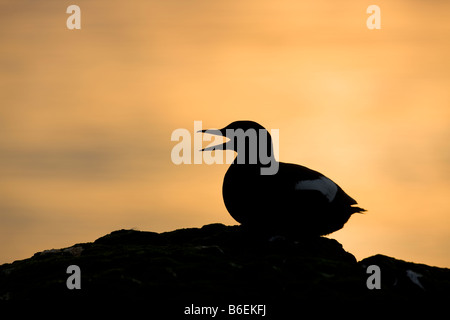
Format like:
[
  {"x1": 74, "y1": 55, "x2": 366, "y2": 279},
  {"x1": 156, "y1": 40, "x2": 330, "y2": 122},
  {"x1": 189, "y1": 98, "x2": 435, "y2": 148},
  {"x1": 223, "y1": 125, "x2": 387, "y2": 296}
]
[
  {"x1": 0, "y1": 224, "x2": 449, "y2": 315},
  {"x1": 360, "y1": 254, "x2": 450, "y2": 301}
]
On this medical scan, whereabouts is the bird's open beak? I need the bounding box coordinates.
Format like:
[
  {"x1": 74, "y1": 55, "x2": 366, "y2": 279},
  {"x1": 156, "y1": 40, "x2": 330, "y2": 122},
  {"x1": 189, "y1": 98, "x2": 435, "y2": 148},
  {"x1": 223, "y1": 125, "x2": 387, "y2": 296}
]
[{"x1": 198, "y1": 129, "x2": 228, "y2": 151}]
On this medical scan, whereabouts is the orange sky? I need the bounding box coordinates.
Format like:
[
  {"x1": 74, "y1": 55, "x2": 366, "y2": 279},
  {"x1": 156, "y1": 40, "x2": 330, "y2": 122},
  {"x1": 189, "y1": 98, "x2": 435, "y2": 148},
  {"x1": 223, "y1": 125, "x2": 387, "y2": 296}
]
[{"x1": 1, "y1": 0, "x2": 450, "y2": 267}]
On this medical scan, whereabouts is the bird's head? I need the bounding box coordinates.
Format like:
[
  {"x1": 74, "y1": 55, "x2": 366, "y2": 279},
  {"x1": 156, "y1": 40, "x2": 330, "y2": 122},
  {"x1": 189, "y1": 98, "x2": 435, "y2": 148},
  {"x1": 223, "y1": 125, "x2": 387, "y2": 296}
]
[
  {"x1": 199, "y1": 120, "x2": 275, "y2": 166},
  {"x1": 219, "y1": 120, "x2": 267, "y2": 134}
]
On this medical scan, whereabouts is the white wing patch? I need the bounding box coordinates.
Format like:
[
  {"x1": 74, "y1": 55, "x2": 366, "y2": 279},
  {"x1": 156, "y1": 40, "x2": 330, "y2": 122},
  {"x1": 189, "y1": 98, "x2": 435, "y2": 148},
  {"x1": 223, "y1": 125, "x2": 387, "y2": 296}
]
[{"x1": 295, "y1": 176, "x2": 338, "y2": 202}]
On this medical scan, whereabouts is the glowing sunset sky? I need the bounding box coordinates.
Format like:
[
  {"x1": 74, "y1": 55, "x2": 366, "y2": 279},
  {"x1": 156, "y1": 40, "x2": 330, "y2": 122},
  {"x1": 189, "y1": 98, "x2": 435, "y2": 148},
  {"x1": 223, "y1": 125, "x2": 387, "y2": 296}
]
[{"x1": 1, "y1": 0, "x2": 449, "y2": 267}]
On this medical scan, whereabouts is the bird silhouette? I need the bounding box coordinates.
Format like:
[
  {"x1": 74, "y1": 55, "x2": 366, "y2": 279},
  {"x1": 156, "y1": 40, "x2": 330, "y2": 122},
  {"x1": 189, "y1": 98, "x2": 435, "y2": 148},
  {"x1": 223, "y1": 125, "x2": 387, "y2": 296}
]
[{"x1": 200, "y1": 120, "x2": 365, "y2": 237}]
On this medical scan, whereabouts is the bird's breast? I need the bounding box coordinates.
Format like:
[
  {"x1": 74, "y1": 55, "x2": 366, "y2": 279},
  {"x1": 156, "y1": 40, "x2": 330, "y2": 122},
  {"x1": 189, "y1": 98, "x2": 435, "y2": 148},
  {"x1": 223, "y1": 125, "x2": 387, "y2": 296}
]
[{"x1": 222, "y1": 164, "x2": 276, "y2": 224}]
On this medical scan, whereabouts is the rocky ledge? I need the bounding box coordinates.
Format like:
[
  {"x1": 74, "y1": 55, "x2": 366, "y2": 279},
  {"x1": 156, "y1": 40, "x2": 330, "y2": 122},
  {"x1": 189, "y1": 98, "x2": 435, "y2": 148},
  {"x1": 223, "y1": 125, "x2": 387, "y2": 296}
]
[{"x1": 1, "y1": 224, "x2": 449, "y2": 314}]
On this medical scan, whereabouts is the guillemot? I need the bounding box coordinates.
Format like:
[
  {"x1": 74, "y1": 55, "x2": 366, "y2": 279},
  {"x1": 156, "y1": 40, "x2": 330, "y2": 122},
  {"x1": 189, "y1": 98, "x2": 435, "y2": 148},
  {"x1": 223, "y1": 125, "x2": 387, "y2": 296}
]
[{"x1": 200, "y1": 120, "x2": 365, "y2": 237}]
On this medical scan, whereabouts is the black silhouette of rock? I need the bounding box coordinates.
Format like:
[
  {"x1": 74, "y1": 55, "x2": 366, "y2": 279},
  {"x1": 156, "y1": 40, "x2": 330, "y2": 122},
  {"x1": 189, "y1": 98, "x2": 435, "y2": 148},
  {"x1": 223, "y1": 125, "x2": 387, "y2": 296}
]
[{"x1": 1, "y1": 224, "x2": 449, "y2": 315}]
